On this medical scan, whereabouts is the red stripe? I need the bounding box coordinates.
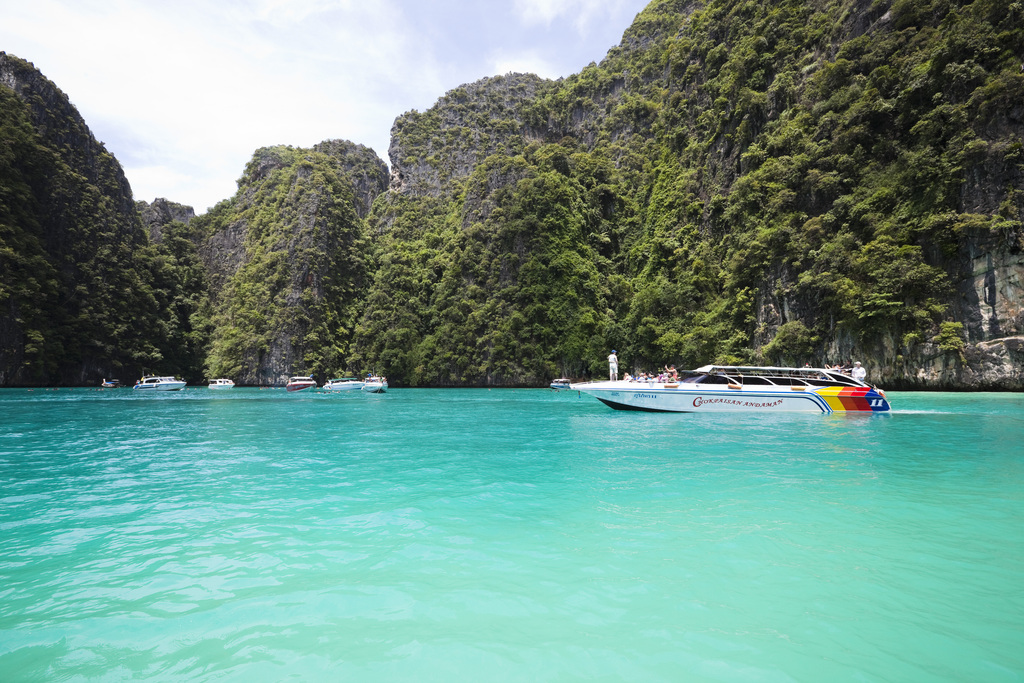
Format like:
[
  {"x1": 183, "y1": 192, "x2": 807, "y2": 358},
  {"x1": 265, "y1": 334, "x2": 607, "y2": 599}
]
[{"x1": 838, "y1": 387, "x2": 870, "y2": 411}]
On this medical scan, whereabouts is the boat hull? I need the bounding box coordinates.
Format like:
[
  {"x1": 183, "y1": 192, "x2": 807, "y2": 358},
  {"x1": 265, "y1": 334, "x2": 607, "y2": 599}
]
[
  {"x1": 361, "y1": 382, "x2": 387, "y2": 393},
  {"x1": 572, "y1": 381, "x2": 890, "y2": 414},
  {"x1": 285, "y1": 376, "x2": 316, "y2": 392},
  {"x1": 133, "y1": 376, "x2": 186, "y2": 391},
  {"x1": 323, "y1": 381, "x2": 363, "y2": 391}
]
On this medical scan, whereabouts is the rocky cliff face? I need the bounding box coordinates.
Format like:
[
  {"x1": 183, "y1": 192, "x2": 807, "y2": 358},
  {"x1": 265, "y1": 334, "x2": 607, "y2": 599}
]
[
  {"x1": 4, "y1": 0, "x2": 1023, "y2": 390},
  {"x1": 388, "y1": 73, "x2": 551, "y2": 197},
  {"x1": 933, "y1": 230, "x2": 1024, "y2": 389},
  {"x1": 313, "y1": 139, "x2": 389, "y2": 218},
  {"x1": 372, "y1": 0, "x2": 1024, "y2": 390},
  {"x1": 137, "y1": 198, "x2": 196, "y2": 243},
  {"x1": 195, "y1": 142, "x2": 389, "y2": 385},
  {"x1": 0, "y1": 54, "x2": 138, "y2": 224},
  {"x1": 0, "y1": 53, "x2": 165, "y2": 386}
]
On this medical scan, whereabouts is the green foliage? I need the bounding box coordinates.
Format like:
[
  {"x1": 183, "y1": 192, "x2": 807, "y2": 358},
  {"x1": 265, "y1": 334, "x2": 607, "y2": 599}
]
[
  {"x1": 763, "y1": 321, "x2": 816, "y2": 365},
  {"x1": 349, "y1": 0, "x2": 1023, "y2": 383},
  {"x1": 353, "y1": 145, "x2": 617, "y2": 385},
  {"x1": 201, "y1": 145, "x2": 375, "y2": 382},
  {"x1": 143, "y1": 220, "x2": 213, "y2": 382},
  {"x1": 0, "y1": 84, "x2": 60, "y2": 379},
  {"x1": 6, "y1": 0, "x2": 1023, "y2": 386},
  {"x1": 936, "y1": 321, "x2": 966, "y2": 353},
  {"x1": 1, "y1": 66, "x2": 181, "y2": 385}
]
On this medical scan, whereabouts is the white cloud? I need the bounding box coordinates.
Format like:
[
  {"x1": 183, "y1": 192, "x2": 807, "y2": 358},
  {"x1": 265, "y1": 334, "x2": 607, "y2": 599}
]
[
  {"x1": 247, "y1": 0, "x2": 359, "y2": 24},
  {"x1": 513, "y1": 0, "x2": 628, "y2": 34},
  {"x1": 1, "y1": 0, "x2": 648, "y2": 212}
]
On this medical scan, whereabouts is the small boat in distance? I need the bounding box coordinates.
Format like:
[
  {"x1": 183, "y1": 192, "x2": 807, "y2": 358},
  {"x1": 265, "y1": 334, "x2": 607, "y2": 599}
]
[
  {"x1": 322, "y1": 377, "x2": 364, "y2": 391},
  {"x1": 286, "y1": 376, "x2": 316, "y2": 392},
  {"x1": 133, "y1": 376, "x2": 187, "y2": 391},
  {"x1": 573, "y1": 365, "x2": 890, "y2": 413},
  {"x1": 550, "y1": 378, "x2": 572, "y2": 390},
  {"x1": 209, "y1": 378, "x2": 235, "y2": 389},
  {"x1": 361, "y1": 376, "x2": 388, "y2": 393},
  {"x1": 100, "y1": 378, "x2": 121, "y2": 388}
]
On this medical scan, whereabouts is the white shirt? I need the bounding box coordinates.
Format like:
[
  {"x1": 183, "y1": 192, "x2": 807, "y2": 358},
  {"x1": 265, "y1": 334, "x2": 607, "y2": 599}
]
[
  {"x1": 851, "y1": 365, "x2": 866, "y2": 381},
  {"x1": 608, "y1": 354, "x2": 618, "y2": 368}
]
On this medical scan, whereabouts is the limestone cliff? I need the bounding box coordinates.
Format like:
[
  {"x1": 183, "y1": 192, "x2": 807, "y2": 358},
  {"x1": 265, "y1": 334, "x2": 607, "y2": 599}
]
[
  {"x1": 373, "y1": 0, "x2": 1024, "y2": 389},
  {"x1": 388, "y1": 73, "x2": 552, "y2": 197},
  {"x1": 193, "y1": 142, "x2": 388, "y2": 385},
  {"x1": 137, "y1": 198, "x2": 196, "y2": 243},
  {"x1": 0, "y1": 53, "x2": 168, "y2": 386},
  {"x1": 4, "y1": 0, "x2": 1023, "y2": 390}
]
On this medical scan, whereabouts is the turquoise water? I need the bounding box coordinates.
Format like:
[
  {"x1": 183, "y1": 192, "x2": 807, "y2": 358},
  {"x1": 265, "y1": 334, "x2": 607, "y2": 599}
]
[{"x1": 1, "y1": 388, "x2": 1022, "y2": 682}]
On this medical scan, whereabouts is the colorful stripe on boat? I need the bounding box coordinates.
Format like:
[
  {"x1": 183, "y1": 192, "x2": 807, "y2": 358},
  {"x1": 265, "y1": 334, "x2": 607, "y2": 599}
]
[{"x1": 815, "y1": 386, "x2": 890, "y2": 412}]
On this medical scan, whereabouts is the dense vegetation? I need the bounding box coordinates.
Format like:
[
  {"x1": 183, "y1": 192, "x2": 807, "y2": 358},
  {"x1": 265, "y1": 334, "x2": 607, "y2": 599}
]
[
  {"x1": 352, "y1": 144, "x2": 617, "y2": 383},
  {"x1": 352, "y1": 0, "x2": 1023, "y2": 385},
  {"x1": 190, "y1": 143, "x2": 386, "y2": 385},
  {"x1": 2, "y1": 0, "x2": 1021, "y2": 387},
  {"x1": 0, "y1": 54, "x2": 206, "y2": 385}
]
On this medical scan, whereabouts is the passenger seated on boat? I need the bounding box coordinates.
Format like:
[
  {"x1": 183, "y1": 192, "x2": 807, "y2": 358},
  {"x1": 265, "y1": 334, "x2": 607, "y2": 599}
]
[{"x1": 623, "y1": 372, "x2": 632, "y2": 381}]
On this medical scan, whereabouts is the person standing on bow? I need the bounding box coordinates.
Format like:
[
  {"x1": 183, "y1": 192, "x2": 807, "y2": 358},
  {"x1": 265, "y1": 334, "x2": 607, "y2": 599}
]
[{"x1": 608, "y1": 350, "x2": 619, "y2": 381}]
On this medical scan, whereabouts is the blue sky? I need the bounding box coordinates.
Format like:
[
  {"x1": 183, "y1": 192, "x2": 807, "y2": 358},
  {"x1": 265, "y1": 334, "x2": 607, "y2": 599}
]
[{"x1": 1, "y1": 0, "x2": 649, "y2": 213}]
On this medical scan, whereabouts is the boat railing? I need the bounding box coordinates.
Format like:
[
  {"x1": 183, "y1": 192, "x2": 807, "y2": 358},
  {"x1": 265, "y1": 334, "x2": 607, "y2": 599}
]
[{"x1": 699, "y1": 368, "x2": 865, "y2": 388}]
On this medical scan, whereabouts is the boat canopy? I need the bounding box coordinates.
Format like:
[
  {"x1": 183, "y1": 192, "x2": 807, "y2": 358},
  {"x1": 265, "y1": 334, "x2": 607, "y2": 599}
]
[
  {"x1": 697, "y1": 364, "x2": 832, "y2": 374},
  {"x1": 692, "y1": 365, "x2": 864, "y2": 387}
]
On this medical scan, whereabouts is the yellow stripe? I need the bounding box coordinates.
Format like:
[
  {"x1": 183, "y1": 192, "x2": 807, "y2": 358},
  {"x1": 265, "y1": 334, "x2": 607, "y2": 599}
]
[{"x1": 814, "y1": 387, "x2": 850, "y2": 412}]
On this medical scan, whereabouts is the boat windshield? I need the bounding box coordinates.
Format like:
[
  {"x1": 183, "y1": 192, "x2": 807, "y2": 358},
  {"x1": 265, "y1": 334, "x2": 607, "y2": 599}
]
[{"x1": 689, "y1": 373, "x2": 732, "y2": 384}]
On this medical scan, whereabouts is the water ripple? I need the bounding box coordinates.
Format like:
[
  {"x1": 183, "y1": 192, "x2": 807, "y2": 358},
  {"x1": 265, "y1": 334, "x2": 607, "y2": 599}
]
[{"x1": 0, "y1": 389, "x2": 1022, "y2": 680}]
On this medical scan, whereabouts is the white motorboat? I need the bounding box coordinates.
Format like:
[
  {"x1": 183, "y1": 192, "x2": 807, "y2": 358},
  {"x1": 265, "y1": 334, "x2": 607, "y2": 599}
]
[
  {"x1": 572, "y1": 365, "x2": 890, "y2": 414},
  {"x1": 361, "y1": 376, "x2": 388, "y2": 393},
  {"x1": 133, "y1": 376, "x2": 187, "y2": 391},
  {"x1": 286, "y1": 376, "x2": 316, "y2": 392},
  {"x1": 322, "y1": 377, "x2": 364, "y2": 391},
  {"x1": 550, "y1": 378, "x2": 572, "y2": 390},
  {"x1": 208, "y1": 378, "x2": 235, "y2": 389}
]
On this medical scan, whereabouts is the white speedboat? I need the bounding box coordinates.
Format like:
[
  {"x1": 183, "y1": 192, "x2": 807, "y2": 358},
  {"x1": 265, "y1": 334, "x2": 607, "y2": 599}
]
[
  {"x1": 361, "y1": 376, "x2": 388, "y2": 393},
  {"x1": 209, "y1": 378, "x2": 235, "y2": 389},
  {"x1": 286, "y1": 376, "x2": 316, "y2": 392},
  {"x1": 322, "y1": 377, "x2": 364, "y2": 391},
  {"x1": 133, "y1": 376, "x2": 187, "y2": 391},
  {"x1": 100, "y1": 378, "x2": 121, "y2": 388},
  {"x1": 550, "y1": 378, "x2": 572, "y2": 390},
  {"x1": 572, "y1": 365, "x2": 890, "y2": 414}
]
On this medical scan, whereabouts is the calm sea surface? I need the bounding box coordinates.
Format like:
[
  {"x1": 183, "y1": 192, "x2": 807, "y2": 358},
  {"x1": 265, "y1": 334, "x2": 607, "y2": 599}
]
[{"x1": 1, "y1": 388, "x2": 1021, "y2": 682}]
